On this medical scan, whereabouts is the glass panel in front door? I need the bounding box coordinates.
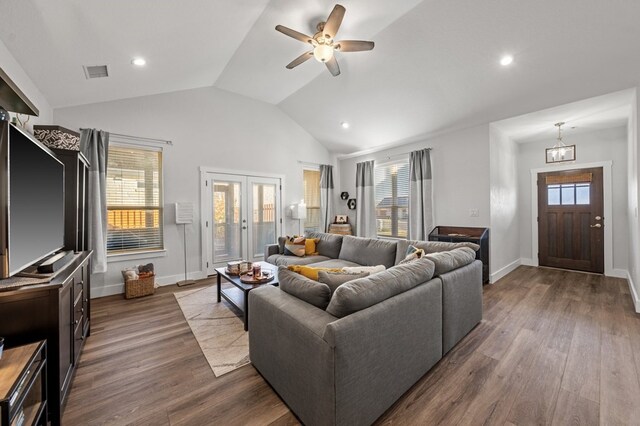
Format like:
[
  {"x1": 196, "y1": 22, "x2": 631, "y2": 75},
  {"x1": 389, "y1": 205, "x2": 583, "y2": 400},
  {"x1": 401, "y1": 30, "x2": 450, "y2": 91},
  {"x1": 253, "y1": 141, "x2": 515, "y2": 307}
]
[
  {"x1": 251, "y1": 182, "x2": 277, "y2": 260},
  {"x1": 212, "y1": 181, "x2": 242, "y2": 263}
]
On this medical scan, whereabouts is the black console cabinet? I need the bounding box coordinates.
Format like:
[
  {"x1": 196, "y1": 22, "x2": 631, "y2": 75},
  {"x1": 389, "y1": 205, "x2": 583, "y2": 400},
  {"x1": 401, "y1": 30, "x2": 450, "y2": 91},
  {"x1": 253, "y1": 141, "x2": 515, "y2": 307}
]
[
  {"x1": 429, "y1": 226, "x2": 490, "y2": 283},
  {"x1": 0, "y1": 252, "x2": 92, "y2": 426}
]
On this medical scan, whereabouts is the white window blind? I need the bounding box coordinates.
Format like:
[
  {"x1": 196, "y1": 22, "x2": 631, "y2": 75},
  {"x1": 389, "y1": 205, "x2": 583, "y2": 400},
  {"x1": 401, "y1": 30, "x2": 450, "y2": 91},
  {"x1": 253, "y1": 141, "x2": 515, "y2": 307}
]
[
  {"x1": 106, "y1": 145, "x2": 164, "y2": 254},
  {"x1": 375, "y1": 160, "x2": 410, "y2": 238},
  {"x1": 303, "y1": 169, "x2": 321, "y2": 233}
]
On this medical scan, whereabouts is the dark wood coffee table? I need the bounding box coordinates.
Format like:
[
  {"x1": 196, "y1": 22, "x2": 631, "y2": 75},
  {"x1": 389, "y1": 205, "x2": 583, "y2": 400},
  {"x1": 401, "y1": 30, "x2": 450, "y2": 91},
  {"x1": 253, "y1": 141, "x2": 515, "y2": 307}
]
[{"x1": 215, "y1": 261, "x2": 279, "y2": 331}]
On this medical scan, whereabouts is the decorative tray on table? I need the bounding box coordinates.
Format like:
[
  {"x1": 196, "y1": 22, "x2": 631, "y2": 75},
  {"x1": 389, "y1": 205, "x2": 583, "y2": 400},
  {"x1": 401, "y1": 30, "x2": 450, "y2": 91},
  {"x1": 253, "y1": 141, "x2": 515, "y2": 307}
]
[{"x1": 240, "y1": 272, "x2": 275, "y2": 284}]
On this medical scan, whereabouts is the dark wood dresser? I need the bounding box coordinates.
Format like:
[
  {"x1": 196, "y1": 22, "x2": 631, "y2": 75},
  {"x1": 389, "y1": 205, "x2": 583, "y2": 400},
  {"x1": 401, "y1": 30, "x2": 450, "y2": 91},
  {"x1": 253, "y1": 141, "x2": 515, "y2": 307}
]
[
  {"x1": 0, "y1": 252, "x2": 91, "y2": 426},
  {"x1": 0, "y1": 341, "x2": 47, "y2": 426}
]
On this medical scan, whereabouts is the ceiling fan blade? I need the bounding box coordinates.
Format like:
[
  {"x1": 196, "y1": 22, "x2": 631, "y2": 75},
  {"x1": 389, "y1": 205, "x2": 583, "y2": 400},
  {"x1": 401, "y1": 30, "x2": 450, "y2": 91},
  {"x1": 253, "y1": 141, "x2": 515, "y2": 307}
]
[
  {"x1": 275, "y1": 25, "x2": 312, "y2": 44},
  {"x1": 325, "y1": 56, "x2": 340, "y2": 76},
  {"x1": 286, "y1": 51, "x2": 314, "y2": 69},
  {"x1": 323, "y1": 4, "x2": 346, "y2": 39},
  {"x1": 335, "y1": 40, "x2": 375, "y2": 52}
]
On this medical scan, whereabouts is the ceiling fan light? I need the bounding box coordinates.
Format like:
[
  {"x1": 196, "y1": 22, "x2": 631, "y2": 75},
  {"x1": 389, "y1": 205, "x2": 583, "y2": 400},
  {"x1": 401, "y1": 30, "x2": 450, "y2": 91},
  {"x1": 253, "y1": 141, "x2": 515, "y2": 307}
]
[{"x1": 313, "y1": 44, "x2": 334, "y2": 62}]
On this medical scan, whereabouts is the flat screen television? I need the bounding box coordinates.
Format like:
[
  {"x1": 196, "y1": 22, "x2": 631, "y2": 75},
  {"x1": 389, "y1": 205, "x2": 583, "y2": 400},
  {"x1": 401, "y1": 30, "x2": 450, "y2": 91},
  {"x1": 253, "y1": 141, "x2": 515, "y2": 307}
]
[{"x1": 0, "y1": 122, "x2": 65, "y2": 278}]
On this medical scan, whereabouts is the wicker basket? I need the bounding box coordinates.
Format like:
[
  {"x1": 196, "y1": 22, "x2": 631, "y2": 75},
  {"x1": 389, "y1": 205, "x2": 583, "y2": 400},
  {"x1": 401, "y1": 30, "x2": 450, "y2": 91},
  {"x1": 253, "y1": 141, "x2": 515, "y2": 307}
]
[{"x1": 124, "y1": 275, "x2": 155, "y2": 299}]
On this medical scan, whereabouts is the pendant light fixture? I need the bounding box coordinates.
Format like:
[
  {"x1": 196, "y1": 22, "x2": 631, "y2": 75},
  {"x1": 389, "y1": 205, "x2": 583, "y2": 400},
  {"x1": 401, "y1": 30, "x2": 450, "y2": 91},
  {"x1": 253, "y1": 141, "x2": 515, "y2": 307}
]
[{"x1": 545, "y1": 122, "x2": 576, "y2": 163}]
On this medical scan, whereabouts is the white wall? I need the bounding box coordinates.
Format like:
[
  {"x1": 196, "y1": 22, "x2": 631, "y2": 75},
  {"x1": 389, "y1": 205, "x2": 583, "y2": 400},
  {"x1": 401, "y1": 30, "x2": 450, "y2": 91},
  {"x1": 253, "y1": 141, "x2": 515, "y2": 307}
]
[
  {"x1": 54, "y1": 86, "x2": 332, "y2": 297},
  {"x1": 517, "y1": 126, "x2": 629, "y2": 273},
  {"x1": 628, "y1": 90, "x2": 640, "y2": 311},
  {"x1": 489, "y1": 126, "x2": 520, "y2": 282},
  {"x1": 336, "y1": 124, "x2": 491, "y2": 233},
  {"x1": 0, "y1": 38, "x2": 52, "y2": 127}
]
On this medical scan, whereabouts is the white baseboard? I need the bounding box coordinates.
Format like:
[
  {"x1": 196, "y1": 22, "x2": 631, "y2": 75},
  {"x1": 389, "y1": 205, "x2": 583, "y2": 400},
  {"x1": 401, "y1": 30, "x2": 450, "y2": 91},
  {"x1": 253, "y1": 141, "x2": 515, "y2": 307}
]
[
  {"x1": 519, "y1": 258, "x2": 537, "y2": 266},
  {"x1": 626, "y1": 271, "x2": 640, "y2": 313},
  {"x1": 490, "y1": 258, "x2": 521, "y2": 284},
  {"x1": 91, "y1": 270, "x2": 208, "y2": 299},
  {"x1": 610, "y1": 268, "x2": 629, "y2": 279}
]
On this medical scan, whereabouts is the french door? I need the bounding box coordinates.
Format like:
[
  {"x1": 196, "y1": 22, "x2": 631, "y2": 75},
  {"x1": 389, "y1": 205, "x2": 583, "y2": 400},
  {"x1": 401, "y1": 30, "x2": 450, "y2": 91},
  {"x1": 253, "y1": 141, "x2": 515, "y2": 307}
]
[
  {"x1": 537, "y1": 167, "x2": 604, "y2": 273},
  {"x1": 205, "y1": 172, "x2": 281, "y2": 274}
]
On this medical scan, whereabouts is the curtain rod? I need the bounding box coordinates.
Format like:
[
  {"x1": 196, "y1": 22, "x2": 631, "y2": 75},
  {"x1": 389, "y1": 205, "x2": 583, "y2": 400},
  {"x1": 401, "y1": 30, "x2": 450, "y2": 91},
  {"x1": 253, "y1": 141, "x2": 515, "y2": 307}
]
[
  {"x1": 79, "y1": 128, "x2": 173, "y2": 145},
  {"x1": 381, "y1": 147, "x2": 432, "y2": 162}
]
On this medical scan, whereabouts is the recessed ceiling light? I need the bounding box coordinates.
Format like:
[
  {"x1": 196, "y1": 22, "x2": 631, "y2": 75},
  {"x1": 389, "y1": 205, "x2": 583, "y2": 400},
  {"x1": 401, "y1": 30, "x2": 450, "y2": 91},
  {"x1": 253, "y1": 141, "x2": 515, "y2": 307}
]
[
  {"x1": 341, "y1": 121, "x2": 350, "y2": 129},
  {"x1": 500, "y1": 55, "x2": 514, "y2": 66},
  {"x1": 131, "y1": 58, "x2": 146, "y2": 67}
]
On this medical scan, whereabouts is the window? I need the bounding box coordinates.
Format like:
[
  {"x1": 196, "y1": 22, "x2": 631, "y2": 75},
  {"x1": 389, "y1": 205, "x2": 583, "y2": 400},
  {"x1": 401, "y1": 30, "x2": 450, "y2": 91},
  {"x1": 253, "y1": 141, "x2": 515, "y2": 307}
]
[
  {"x1": 106, "y1": 145, "x2": 163, "y2": 254},
  {"x1": 303, "y1": 169, "x2": 321, "y2": 233},
  {"x1": 547, "y1": 183, "x2": 590, "y2": 206},
  {"x1": 375, "y1": 160, "x2": 409, "y2": 238}
]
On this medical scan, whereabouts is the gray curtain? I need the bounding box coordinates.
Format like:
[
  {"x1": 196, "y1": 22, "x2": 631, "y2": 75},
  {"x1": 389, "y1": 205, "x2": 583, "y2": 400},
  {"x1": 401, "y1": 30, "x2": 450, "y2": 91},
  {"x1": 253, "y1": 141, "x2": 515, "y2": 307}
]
[
  {"x1": 355, "y1": 160, "x2": 377, "y2": 237},
  {"x1": 319, "y1": 164, "x2": 334, "y2": 232},
  {"x1": 408, "y1": 148, "x2": 433, "y2": 240},
  {"x1": 80, "y1": 129, "x2": 109, "y2": 274}
]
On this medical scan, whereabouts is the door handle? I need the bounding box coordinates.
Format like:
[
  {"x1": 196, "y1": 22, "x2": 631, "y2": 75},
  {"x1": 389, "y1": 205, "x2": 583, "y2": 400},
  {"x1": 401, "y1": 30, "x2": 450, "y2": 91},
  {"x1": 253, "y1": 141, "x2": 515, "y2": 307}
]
[
  {"x1": 590, "y1": 223, "x2": 602, "y2": 228},
  {"x1": 242, "y1": 226, "x2": 247, "y2": 230},
  {"x1": 595, "y1": 216, "x2": 602, "y2": 221}
]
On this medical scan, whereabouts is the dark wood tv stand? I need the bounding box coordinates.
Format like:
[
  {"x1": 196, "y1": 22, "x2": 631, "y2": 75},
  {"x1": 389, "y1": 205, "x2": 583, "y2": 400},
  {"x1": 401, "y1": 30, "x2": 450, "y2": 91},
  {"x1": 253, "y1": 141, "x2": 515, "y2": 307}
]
[{"x1": 0, "y1": 251, "x2": 92, "y2": 426}]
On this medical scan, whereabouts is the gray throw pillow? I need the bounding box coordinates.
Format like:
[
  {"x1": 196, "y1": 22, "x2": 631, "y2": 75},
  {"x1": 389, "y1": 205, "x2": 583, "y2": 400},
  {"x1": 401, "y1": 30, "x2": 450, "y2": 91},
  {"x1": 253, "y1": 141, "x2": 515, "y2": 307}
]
[
  {"x1": 317, "y1": 271, "x2": 369, "y2": 295},
  {"x1": 426, "y1": 247, "x2": 477, "y2": 276},
  {"x1": 278, "y1": 267, "x2": 331, "y2": 309},
  {"x1": 326, "y1": 257, "x2": 436, "y2": 318}
]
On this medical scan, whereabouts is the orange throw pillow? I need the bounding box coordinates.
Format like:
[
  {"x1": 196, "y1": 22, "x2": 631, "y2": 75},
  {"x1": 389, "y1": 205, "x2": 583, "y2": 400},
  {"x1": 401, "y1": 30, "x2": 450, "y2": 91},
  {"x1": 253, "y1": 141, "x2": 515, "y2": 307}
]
[{"x1": 305, "y1": 238, "x2": 320, "y2": 255}]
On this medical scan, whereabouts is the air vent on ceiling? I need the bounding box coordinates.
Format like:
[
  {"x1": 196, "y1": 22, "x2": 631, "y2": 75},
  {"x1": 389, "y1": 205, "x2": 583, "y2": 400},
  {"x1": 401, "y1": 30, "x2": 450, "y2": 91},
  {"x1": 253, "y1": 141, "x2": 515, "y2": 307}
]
[{"x1": 83, "y1": 65, "x2": 109, "y2": 79}]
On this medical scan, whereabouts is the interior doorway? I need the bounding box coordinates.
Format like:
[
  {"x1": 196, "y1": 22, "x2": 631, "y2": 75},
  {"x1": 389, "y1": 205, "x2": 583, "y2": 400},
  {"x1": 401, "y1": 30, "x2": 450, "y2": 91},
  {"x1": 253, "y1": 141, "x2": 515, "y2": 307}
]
[
  {"x1": 537, "y1": 167, "x2": 604, "y2": 273},
  {"x1": 201, "y1": 171, "x2": 282, "y2": 275}
]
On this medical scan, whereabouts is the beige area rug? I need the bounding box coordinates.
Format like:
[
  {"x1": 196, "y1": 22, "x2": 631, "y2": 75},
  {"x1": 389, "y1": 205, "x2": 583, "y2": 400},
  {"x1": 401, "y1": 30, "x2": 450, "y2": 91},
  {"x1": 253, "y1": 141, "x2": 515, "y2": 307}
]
[{"x1": 174, "y1": 285, "x2": 250, "y2": 377}]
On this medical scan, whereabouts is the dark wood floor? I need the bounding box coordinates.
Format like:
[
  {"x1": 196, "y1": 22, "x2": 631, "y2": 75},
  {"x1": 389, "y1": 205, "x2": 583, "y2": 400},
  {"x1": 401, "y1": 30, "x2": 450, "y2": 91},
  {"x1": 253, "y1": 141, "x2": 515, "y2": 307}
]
[{"x1": 63, "y1": 266, "x2": 640, "y2": 425}]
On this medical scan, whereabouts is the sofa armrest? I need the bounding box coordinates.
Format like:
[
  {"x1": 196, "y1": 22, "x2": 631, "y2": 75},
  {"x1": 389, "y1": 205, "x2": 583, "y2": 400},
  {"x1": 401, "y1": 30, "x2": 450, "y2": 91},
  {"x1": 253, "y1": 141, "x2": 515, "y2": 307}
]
[
  {"x1": 323, "y1": 279, "x2": 443, "y2": 426},
  {"x1": 264, "y1": 244, "x2": 279, "y2": 261},
  {"x1": 441, "y1": 260, "x2": 483, "y2": 354},
  {"x1": 249, "y1": 285, "x2": 337, "y2": 426}
]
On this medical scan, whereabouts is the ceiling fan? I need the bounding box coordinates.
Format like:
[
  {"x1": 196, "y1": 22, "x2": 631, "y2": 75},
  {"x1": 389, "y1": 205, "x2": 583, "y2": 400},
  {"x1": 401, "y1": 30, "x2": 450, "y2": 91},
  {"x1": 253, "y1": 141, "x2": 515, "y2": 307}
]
[{"x1": 275, "y1": 4, "x2": 374, "y2": 77}]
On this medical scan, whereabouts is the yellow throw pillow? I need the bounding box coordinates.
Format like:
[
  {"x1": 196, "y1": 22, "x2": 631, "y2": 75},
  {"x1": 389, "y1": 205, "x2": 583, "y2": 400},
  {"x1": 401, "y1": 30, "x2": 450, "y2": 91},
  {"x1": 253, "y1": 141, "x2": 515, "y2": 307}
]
[
  {"x1": 305, "y1": 238, "x2": 320, "y2": 255},
  {"x1": 287, "y1": 265, "x2": 343, "y2": 281}
]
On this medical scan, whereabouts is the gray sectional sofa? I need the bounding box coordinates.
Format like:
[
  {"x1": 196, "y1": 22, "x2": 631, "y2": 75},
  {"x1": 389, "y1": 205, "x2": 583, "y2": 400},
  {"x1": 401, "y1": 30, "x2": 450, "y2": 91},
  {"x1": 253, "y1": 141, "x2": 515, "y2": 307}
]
[{"x1": 249, "y1": 232, "x2": 483, "y2": 426}]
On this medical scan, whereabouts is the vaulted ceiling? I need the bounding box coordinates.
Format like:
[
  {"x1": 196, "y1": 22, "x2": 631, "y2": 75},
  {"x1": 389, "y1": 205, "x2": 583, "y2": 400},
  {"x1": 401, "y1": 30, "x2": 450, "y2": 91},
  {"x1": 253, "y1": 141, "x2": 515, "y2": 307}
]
[{"x1": 2, "y1": 0, "x2": 640, "y2": 154}]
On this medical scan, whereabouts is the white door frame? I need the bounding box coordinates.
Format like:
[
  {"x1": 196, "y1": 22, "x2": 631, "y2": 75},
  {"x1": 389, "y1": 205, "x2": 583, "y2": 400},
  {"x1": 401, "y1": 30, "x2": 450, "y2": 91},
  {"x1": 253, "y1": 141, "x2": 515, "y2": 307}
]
[
  {"x1": 529, "y1": 161, "x2": 615, "y2": 276},
  {"x1": 199, "y1": 166, "x2": 285, "y2": 275}
]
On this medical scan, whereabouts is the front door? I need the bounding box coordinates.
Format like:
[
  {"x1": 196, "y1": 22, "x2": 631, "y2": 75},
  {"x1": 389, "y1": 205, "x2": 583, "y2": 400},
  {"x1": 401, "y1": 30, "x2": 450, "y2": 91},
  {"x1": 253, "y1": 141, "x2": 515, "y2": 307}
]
[
  {"x1": 537, "y1": 167, "x2": 604, "y2": 273},
  {"x1": 206, "y1": 173, "x2": 281, "y2": 274}
]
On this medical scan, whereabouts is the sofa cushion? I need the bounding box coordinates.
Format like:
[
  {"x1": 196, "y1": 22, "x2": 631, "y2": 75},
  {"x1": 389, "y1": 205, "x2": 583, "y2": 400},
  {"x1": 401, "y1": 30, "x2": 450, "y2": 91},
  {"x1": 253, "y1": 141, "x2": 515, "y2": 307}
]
[
  {"x1": 338, "y1": 235, "x2": 397, "y2": 269},
  {"x1": 267, "y1": 254, "x2": 330, "y2": 267},
  {"x1": 305, "y1": 232, "x2": 344, "y2": 259},
  {"x1": 395, "y1": 240, "x2": 480, "y2": 265},
  {"x1": 278, "y1": 267, "x2": 331, "y2": 309},
  {"x1": 426, "y1": 247, "x2": 477, "y2": 276},
  {"x1": 284, "y1": 236, "x2": 306, "y2": 257},
  {"x1": 317, "y1": 271, "x2": 370, "y2": 295},
  {"x1": 287, "y1": 265, "x2": 344, "y2": 281},
  {"x1": 326, "y1": 257, "x2": 436, "y2": 318},
  {"x1": 307, "y1": 259, "x2": 362, "y2": 269}
]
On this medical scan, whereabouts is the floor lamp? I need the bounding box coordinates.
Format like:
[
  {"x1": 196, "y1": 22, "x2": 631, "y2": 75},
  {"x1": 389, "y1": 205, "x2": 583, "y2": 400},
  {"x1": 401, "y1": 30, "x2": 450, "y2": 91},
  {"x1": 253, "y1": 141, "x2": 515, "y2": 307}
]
[
  {"x1": 291, "y1": 200, "x2": 306, "y2": 235},
  {"x1": 176, "y1": 202, "x2": 196, "y2": 287}
]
